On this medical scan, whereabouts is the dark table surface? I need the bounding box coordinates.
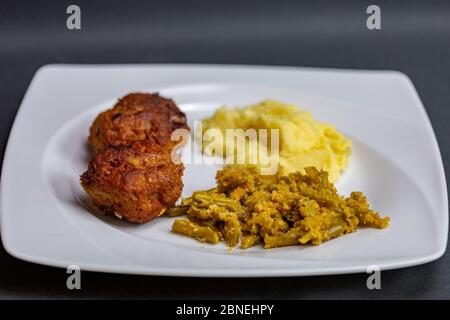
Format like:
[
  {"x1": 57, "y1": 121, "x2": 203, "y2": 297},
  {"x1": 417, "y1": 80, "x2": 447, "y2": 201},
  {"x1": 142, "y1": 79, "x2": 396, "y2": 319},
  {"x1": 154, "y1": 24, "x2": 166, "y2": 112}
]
[{"x1": 0, "y1": 0, "x2": 449, "y2": 299}]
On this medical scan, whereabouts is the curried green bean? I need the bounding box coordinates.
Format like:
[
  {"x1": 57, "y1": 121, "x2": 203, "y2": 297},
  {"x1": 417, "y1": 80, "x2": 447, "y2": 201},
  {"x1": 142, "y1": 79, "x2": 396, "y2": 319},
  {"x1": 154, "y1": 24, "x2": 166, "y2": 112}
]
[{"x1": 170, "y1": 165, "x2": 390, "y2": 249}]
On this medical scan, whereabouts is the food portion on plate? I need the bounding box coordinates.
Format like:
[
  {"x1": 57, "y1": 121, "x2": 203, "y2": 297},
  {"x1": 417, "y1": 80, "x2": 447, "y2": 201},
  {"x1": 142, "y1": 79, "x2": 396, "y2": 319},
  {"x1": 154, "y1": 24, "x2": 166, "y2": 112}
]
[
  {"x1": 170, "y1": 165, "x2": 389, "y2": 249},
  {"x1": 80, "y1": 140, "x2": 184, "y2": 223},
  {"x1": 88, "y1": 93, "x2": 189, "y2": 151},
  {"x1": 80, "y1": 93, "x2": 189, "y2": 223},
  {"x1": 79, "y1": 92, "x2": 389, "y2": 248},
  {"x1": 200, "y1": 100, "x2": 351, "y2": 182}
]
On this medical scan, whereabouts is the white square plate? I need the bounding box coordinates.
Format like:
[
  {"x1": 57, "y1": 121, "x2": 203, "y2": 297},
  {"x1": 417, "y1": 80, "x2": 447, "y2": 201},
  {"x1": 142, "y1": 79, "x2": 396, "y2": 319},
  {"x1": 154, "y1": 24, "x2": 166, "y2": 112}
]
[{"x1": 1, "y1": 64, "x2": 447, "y2": 277}]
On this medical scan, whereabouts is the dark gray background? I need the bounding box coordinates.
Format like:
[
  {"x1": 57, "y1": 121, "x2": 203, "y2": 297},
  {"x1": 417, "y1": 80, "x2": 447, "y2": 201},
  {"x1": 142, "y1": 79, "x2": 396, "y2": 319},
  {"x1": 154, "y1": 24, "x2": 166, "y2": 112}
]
[{"x1": 0, "y1": 0, "x2": 449, "y2": 299}]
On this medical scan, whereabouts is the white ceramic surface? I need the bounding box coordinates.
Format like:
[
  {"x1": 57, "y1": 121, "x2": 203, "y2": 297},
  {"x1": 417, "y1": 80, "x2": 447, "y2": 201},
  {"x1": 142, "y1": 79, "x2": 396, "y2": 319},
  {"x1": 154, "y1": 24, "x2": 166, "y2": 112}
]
[{"x1": 0, "y1": 64, "x2": 447, "y2": 277}]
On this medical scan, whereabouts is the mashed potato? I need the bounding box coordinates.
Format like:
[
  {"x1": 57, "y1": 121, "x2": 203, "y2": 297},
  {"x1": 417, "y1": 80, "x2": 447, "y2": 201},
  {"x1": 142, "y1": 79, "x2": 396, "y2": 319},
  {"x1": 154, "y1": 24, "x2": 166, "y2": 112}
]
[{"x1": 200, "y1": 100, "x2": 351, "y2": 182}]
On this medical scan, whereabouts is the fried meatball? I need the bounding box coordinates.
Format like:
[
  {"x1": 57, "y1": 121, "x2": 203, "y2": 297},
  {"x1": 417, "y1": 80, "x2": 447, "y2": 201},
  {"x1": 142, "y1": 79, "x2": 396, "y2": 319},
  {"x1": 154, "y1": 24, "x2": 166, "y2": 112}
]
[
  {"x1": 80, "y1": 141, "x2": 184, "y2": 223},
  {"x1": 88, "y1": 93, "x2": 189, "y2": 151}
]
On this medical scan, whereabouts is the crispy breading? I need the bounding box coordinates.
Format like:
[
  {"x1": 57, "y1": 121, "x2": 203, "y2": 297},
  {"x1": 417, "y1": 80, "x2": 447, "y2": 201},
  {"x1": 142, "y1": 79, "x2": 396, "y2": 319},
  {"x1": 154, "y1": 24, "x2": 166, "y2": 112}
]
[
  {"x1": 88, "y1": 93, "x2": 189, "y2": 151},
  {"x1": 80, "y1": 141, "x2": 184, "y2": 223}
]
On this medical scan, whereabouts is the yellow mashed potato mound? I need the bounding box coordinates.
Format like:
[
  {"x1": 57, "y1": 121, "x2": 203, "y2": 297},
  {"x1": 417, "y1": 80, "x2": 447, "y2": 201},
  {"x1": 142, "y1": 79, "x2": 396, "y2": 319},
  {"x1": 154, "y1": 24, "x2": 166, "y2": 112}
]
[{"x1": 200, "y1": 100, "x2": 352, "y2": 182}]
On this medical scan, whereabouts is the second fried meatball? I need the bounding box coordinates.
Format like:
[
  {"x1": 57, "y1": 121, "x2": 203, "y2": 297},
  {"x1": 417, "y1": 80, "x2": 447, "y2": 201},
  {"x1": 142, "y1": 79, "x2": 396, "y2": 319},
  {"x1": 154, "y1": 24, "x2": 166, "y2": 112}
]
[
  {"x1": 80, "y1": 141, "x2": 184, "y2": 223},
  {"x1": 88, "y1": 93, "x2": 189, "y2": 151}
]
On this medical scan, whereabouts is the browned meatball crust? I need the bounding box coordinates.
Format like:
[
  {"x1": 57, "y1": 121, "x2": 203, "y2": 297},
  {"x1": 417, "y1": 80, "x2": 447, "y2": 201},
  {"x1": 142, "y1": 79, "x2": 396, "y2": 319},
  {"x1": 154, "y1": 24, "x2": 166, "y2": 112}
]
[
  {"x1": 80, "y1": 141, "x2": 184, "y2": 223},
  {"x1": 88, "y1": 93, "x2": 189, "y2": 151}
]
